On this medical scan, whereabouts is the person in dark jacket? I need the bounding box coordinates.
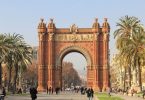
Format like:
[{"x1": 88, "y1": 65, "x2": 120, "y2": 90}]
[
  {"x1": 86, "y1": 88, "x2": 91, "y2": 100},
  {"x1": 30, "y1": 87, "x2": 38, "y2": 100},
  {"x1": 2, "y1": 87, "x2": 6, "y2": 97},
  {"x1": 86, "y1": 88, "x2": 94, "y2": 100},
  {"x1": 0, "y1": 87, "x2": 6, "y2": 100},
  {"x1": 143, "y1": 90, "x2": 145, "y2": 99},
  {"x1": 90, "y1": 88, "x2": 94, "y2": 98}
]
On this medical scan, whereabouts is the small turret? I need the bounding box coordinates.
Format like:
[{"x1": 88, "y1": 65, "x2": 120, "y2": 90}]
[
  {"x1": 47, "y1": 18, "x2": 56, "y2": 33},
  {"x1": 102, "y1": 18, "x2": 110, "y2": 33},
  {"x1": 92, "y1": 18, "x2": 100, "y2": 33},
  {"x1": 38, "y1": 18, "x2": 47, "y2": 33}
]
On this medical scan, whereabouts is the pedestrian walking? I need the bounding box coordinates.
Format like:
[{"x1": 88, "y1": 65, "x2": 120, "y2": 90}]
[
  {"x1": 108, "y1": 87, "x2": 111, "y2": 96},
  {"x1": 81, "y1": 87, "x2": 85, "y2": 95},
  {"x1": 143, "y1": 90, "x2": 145, "y2": 99},
  {"x1": 55, "y1": 87, "x2": 59, "y2": 95},
  {"x1": 46, "y1": 86, "x2": 48, "y2": 94},
  {"x1": 90, "y1": 88, "x2": 94, "y2": 98},
  {"x1": 0, "y1": 86, "x2": 5, "y2": 100},
  {"x1": 51, "y1": 88, "x2": 53, "y2": 94},
  {"x1": 86, "y1": 88, "x2": 93, "y2": 100},
  {"x1": 48, "y1": 87, "x2": 52, "y2": 95},
  {"x1": 30, "y1": 87, "x2": 38, "y2": 100},
  {"x1": 2, "y1": 87, "x2": 6, "y2": 100}
]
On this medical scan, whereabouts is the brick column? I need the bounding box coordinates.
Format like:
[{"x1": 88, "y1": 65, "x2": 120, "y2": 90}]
[
  {"x1": 47, "y1": 33, "x2": 54, "y2": 88},
  {"x1": 54, "y1": 66, "x2": 61, "y2": 88},
  {"x1": 92, "y1": 18, "x2": 101, "y2": 91},
  {"x1": 102, "y1": 18, "x2": 110, "y2": 91},
  {"x1": 102, "y1": 33, "x2": 110, "y2": 91},
  {"x1": 37, "y1": 33, "x2": 45, "y2": 91},
  {"x1": 93, "y1": 33, "x2": 100, "y2": 91}
]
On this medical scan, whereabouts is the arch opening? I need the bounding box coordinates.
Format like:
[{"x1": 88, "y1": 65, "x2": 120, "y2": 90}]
[
  {"x1": 62, "y1": 52, "x2": 87, "y2": 89},
  {"x1": 54, "y1": 46, "x2": 93, "y2": 90}
]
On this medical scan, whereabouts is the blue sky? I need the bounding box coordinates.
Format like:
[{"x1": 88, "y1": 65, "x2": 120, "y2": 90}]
[{"x1": 0, "y1": 0, "x2": 145, "y2": 74}]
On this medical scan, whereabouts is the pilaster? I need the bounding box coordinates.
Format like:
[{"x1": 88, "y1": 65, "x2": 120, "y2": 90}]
[
  {"x1": 47, "y1": 33, "x2": 54, "y2": 88},
  {"x1": 102, "y1": 33, "x2": 110, "y2": 91},
  {"x1": 102, "y1": 18, "x2": 110, "y2": 91},
  {"x1": 37, "y1": 33, "x2": 46, "y2": 91}
]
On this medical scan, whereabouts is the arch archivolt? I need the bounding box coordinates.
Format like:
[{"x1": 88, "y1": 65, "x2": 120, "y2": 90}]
[{"x1": 55, "y1": 45, "x2": 92, "y2": 68}]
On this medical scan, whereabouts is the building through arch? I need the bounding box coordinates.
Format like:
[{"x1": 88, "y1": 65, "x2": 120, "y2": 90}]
[{"x1": 37, "y1": 18, "x2": 110, "y2": 92}]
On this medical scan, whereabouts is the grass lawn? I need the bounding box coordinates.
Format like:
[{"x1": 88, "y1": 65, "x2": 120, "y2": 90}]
[
  {"x1": 96, "y1": 93, "x2": 124, "y2": 100},
  {"x1": 135, "y1": 92, "x2": 143, "y2": 98}
]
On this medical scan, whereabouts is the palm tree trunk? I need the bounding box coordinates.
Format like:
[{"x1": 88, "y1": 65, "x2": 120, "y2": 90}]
[
  {"x1": 133, "y1": 69, "x2": 137, "y2": 85},
  {"x1": 123, "y1": 67, "x2": 126, "y2": 91},
  {"x1": 0, "y1": 63, "x2": 2, "y2": 87},
  {"x1": 18, "y1": 67, "x2": 22, "y2": 88},
  {"x1": 8, "y1": 66, "x2": 12, "y2": 91},
  {"x1": 138, "y1": 58, "x2": 142, "y2": 91},
  {"x1": 128, "y1": 66, "x2": 131, "y2": 87},
  {"x1": 13, "y1": 64, "x2": 18, "y2": 94},
  {"x1": 133, "y1": 58, "x2": 137, "y2": 86}
]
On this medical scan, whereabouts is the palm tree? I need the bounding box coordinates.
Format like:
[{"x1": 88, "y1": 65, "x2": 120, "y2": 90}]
[
  {"x1": 0, "y1": 34, "x2": 12, "y2": 86},
  {"x1": 5, "y1": 50, "x2": 15, "y2": 91},
  {"x1": 0, "y1": 33, "x2": 32, "y2": 93},
  {"x1": 12, "y1": 43, "x2": 32, "y2": 92},
  {"x1": 114, "y1": 16, "x2": 145, "y2": 91},
  {"x1": 4, "y1": 33, "x2": 32, "y2": 93},
  {"x1": 114, "y1": 53, "x2": 130, "y2": 90},
  {"x1": 114, "y1": 15, "x2": 141, "y2": 38},
  {"x1": 120, "y1": 27, "x2": 145, "y2": 91},
  {"x1": 2, "y1": 34, "x2": 19, "y2": 91}
]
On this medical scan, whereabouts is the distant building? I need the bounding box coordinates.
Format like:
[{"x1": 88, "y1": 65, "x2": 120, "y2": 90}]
[{"x1": 32, "y1": 46, "x2": 38, "y2": 61}]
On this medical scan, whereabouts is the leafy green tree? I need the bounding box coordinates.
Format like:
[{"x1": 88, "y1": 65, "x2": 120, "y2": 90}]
[{"x1": 62, "y1": 62, "x2": 82, "y2": 88}]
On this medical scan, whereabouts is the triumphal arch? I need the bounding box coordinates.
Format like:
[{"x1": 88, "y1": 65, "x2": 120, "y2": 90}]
[{"x1": 37, "y1": 18, "x2": 110, "y2": 92}]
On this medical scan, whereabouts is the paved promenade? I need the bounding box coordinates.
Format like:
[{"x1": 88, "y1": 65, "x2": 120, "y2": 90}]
[
  {"x1": 4, "y1": 92, "x2": 145, "y2": 100},
  {"x1": 5, "y1": 92, "x2": 91, "y2": 100}
]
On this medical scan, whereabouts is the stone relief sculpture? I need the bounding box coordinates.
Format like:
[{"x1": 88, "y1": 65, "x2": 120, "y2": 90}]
[{"x1": 70, "y1": 24, "x2": 78, "y2": 33}]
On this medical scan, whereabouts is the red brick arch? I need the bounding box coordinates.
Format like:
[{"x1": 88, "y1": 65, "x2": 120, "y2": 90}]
[
  {"x1": 37, "y1": 18, "x2": 110, "y2": 92},
  {"x1": 56, "y1": 46, "x2": 92, "y2": 68}
]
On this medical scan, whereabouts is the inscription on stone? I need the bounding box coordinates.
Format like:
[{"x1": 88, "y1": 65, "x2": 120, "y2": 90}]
[{"x1": 55, "y1": 34, "x2": 94, "y2": 41}]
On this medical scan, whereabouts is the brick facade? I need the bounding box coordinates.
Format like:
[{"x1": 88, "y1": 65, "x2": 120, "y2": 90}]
[{"x1": 37, "y1": 18, "x2": 110, "y2": 92}]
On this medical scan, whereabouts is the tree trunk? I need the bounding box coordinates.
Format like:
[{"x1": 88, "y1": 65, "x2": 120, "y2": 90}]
[
  {"x1": 18, "y1": 68, "x2": 22, "y2": 88},
  {"x1": 0, "y1": 63, "x2": 2, "y2": 87},
  {"x1": 123, "y1": 68, "x2": 126, "y2": 91},
  {"x1": 128, "y1": 66, "x2": 131, "y2": 88},
  {"x1": 133, "y1": 69, "x2": 137, "y2": 86},
  {"x1": 133, "y1": 58, "x2": 137, "y2": 86},
  {"x1": 13, "y1": 64, "x2": 18, "y2": 94},
  {"x1": 138, "y1": 59, "x2": 142, "y2": 91},
  {"x1": 8, "y1": 66, "x2": 12, "y2": 91}
]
